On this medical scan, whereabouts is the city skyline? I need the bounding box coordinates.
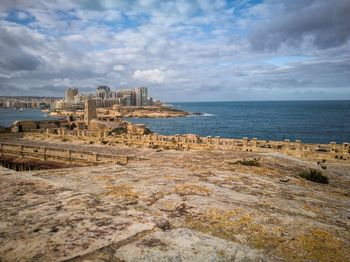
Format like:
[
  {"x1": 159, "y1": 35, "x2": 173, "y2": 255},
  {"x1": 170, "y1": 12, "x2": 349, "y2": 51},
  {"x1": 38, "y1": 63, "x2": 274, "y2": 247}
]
[
  {"x1": 0, "y1": 0, "x2": 349, "y2": 101},
  {"x1": 0, "y1": 85, "x2": 156, "y2": 110}
]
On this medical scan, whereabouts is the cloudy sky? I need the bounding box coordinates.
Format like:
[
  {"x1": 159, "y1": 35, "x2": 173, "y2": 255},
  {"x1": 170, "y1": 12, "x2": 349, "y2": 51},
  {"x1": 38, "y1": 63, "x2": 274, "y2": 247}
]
[{"x1": 0, "y1": 0, "x2": 349, "y2": 101}]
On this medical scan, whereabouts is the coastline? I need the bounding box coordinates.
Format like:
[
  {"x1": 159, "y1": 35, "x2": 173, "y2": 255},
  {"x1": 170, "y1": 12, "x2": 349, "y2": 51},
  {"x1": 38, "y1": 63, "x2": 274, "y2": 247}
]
[
  {"x1": 49, "y1": 105, "x2": 197, "y2": 118},
  {"x1": 2, "y1": 100, "x2": 350, "y2": 144}
]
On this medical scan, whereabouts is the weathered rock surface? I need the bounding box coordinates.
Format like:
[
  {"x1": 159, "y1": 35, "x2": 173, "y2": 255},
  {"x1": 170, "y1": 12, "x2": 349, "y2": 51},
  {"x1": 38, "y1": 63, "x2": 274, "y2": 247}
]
[
  {"x1": 1, "y1": 138, "x2": 350, "y2": 261},
  {"x1": 114, "y1": 228, "x2": 273, "y2": 261},
  {"x1": 0, "y1": 167, "x2": 154, "y2": 261}
]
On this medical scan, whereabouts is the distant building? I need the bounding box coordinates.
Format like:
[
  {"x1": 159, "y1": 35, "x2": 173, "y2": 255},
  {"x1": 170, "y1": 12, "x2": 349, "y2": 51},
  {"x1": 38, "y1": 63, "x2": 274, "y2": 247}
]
[
  {"x1": 148, "y1": 97, "x2": 153, "y2": 106},
  {"x1": 96, "y1": 98, "x2": 118, "y2": 108},
  {"x1": 117, "y1": 89, "x2": 135, "y2": 106},
  {"x1": 65, "y1": 88, "x2": 78, "y2": 101},
  {"x1": 38, "y1": 102, "x2": 50, "y2": 109},
  {"x1": 96, "y1": 86, "x2": 111, "y2": 100},
  {"x1": 135, "y1": 87, "x2": 148, "y2": 106},
  {"x1": 154, "y1": 100, "x2": 162, "y2": 106},
  {"x1": 84, "y1": 99, "x2": 97, "y2": 124}
]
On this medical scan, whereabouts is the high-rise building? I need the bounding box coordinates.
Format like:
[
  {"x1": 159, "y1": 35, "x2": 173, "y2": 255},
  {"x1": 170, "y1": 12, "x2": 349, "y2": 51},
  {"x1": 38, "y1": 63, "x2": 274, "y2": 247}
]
[
  {"x1": 96, "y1": 86, "x2": 111, "y2": 100},
  {"x1": 65, "y1": 88, "x2": 78, "y2": 101},
  {"x1": 84, "y1": 99, "x2": 97, "y2": 124},
  {"x1": 135, "y1": 87, "x2": 148, "y2": 106},
  {"x1": 109, "y1": 91, "x2": 117, "y2": 99},
  {"x1": 117, "y1": 89, "x2": 135, "y2": 106}
]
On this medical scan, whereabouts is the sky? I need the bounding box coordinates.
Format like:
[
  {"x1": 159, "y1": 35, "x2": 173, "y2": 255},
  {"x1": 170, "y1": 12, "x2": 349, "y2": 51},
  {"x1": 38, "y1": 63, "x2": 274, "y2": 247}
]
[{"x1": 0, "y1": 0, "x2": 349, "y2": 101}]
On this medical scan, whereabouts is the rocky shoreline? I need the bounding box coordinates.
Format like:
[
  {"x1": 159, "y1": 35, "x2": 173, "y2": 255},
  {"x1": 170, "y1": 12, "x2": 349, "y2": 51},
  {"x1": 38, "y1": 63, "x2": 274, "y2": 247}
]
[
  {"x1": 112, "y1": 105, "x2": 201, "y2": 118},
  {"x1": 49, "y1": 105, "x2": 201, "y2": 119}
]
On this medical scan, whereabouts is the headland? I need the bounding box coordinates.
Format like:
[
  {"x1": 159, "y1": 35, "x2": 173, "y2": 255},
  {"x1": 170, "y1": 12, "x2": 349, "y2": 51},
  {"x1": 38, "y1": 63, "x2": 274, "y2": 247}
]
[{"x1": 50, "y1": 105, "x2": 195, "y2": 119}]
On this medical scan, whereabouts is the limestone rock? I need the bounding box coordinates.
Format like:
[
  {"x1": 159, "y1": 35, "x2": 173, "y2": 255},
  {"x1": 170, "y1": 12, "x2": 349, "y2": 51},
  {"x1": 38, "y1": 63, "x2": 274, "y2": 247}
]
[{"x1": 114, "y1": 228, "x2": 271, "y2": 262}]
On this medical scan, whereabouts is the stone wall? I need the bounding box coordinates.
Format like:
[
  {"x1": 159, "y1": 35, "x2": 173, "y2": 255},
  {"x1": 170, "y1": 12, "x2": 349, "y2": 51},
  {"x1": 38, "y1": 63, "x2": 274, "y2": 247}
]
[
  {"x1": 11, "y1": 120, "x2": 68, "y2": 132},
  {"x1": 33, "y1": 130, "x2": 350, "y2": 161},
  {"x1": 0, "y1": 142, "x2": 129, "y2": 166},
  {"x1": 0, "y1": 132, "x2": 24, "y2": 141}
]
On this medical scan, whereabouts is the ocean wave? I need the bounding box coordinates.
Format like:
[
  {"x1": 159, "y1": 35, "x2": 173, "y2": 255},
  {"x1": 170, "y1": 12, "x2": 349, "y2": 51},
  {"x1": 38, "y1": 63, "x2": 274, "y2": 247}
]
[
  {"x1": 187, "y1": 113, "x2": 215, "y2": 117},
  {"x1": 201, "y1": 113, "x2": 215, "y2": 116}
]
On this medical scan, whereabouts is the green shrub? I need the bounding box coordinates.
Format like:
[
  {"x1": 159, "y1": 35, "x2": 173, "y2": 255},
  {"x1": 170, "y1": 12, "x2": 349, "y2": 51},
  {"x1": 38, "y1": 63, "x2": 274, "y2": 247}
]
[
  {"x1": 299, "y1": 169, "x2": 329, "y2": 184},
  {"x1": 234, "y1": 159, "x2": 261, "y2": 167},
  {"x1": 111, "y1": 127, "x2": 127, "y2": 135}
]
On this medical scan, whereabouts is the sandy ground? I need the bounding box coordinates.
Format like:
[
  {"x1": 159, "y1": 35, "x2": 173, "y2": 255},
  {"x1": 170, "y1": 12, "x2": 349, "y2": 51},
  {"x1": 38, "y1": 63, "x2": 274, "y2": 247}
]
[{"x1": 0, "y1": 139, "x2": 349, "y2": 261}]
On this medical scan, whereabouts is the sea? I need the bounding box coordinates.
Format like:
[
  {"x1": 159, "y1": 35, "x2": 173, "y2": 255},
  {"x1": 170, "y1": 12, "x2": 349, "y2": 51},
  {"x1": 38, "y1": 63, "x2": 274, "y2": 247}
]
[
  {"x1": 127, "y1": 100, "x2": 350, "y2": 144},
  {"x1": 1, "y1": 100, "x2": 349, "y2": 144},
  {"x1": 0, "y1": 108, "x2": 58, "y2": 128}
]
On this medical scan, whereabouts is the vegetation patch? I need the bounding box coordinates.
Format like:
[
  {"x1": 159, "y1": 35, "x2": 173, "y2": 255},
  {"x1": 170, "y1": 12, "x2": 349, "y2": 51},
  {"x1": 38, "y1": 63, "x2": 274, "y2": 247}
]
[
  {"x1": 138, "y1": 237, "x2": 168, "y2": 248},
  {"x1": 185, "y1": 208, "x2": 349, "y2": 262},
  {"x1": 175, "y1": 183, "x2": 212, "y2": 196},
  {"x1": 299, "y1": 169, "x2": 329, "y2": 184},
  {"x1": 104, "y1": 184, "x2": 139, "y2": 199},
  {"x1": 110, "y1": 127, "x2": 127, "y2": 135},
  {"x1": 231, "y1": 158, "x2": 261, "y2": 167},
  {"x1": 274, "y1": 228, "x2": 349, "y2": 262},
  {"x1": 185, "y1": 208, "x2": 280, "y2": 250},
  {"x1": 95, "y1": 175, "x2": 113, "y2": 181}
]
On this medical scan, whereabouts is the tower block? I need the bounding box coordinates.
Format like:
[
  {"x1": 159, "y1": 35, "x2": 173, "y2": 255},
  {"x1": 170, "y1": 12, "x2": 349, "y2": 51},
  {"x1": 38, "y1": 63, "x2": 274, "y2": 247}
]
[{"x1": 84, "y1": 99, "x2": 97, "y2": 126}]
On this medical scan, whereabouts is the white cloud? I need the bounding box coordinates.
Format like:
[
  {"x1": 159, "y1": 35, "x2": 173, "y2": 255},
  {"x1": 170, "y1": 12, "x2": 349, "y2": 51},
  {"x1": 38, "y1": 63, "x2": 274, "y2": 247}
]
[
  {"x1": 133, "y1": 69, "x2": 165, "y2": 84},
  {"x1": 113, "y1": 64, "x2": 125, "y2": 71},
  {"x1": 0, "y1": 0, "x2": 349, "y2": 100},
  {"x1": 16, "y1": 11, "x2": 30, "y2": 20},
  {"x1": 53, "y1": 78, "x2": 71, "y2": 86},
  {"x1": 75, "y1": 10, "x2": 122, "y2": 22}
]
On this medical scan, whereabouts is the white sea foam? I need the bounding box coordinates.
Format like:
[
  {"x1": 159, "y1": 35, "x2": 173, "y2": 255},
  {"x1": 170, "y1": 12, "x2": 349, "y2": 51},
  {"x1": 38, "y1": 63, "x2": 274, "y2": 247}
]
[
  {"x1": 201, "y1": 113, "x2": 215, "y2": 116},
  {"x1": 187, "y1": 113, "x2": 215, "y2": 117}
]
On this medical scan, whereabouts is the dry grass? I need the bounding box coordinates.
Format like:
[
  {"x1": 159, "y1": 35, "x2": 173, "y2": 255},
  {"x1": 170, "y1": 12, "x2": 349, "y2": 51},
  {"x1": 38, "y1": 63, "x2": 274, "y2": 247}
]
[
  {"x1": 274, "y1": 228, "x2": 349, "y2": 262},
  {"x1": 164, "y1": 175, "x2": 183, "y2": 181},
  {"x1": 228, "y1": 164, "x2": 281, "y2": 177},
  {"x1": 192, "y1": 171, "x2": 215, "y2": 178},
  {"x1": 303, "y1": 203, "x2": 321, "y2": 214},
  {"x1": 185, "y1": 208, "x2": 349, "y2": 262},
  {"x1": 104, "y1": 184, "x2": 139, "y2": 199},
  {"x1": 175, "y1": 183, "x2": 212, "y2": 196},
  {"x1": 185, "y1": 208, "x2": 280, "y2": 249},
  {"x1": 95, "y1": 175, "x2": 113, "y2": 181}
]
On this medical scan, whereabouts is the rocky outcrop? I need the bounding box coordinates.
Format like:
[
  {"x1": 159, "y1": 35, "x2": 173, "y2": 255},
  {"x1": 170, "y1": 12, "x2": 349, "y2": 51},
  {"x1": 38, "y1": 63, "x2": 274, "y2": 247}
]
[
  {"x1": 0, "y1": 138, "x2": 349, "y2": 261},
  {"x1": 114, "y1": 228, "x2": 272, "y2": 261}
]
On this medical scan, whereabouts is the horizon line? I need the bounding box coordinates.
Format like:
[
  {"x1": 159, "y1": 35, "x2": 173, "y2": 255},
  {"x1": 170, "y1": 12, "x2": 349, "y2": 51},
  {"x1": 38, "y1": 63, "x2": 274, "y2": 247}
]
[
  {"x1": 1, "y1": 96, "x2": 349, "y2": 103},
  {"x1": 166, "y1": 99, "x2": 350, "y2": 103}
]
